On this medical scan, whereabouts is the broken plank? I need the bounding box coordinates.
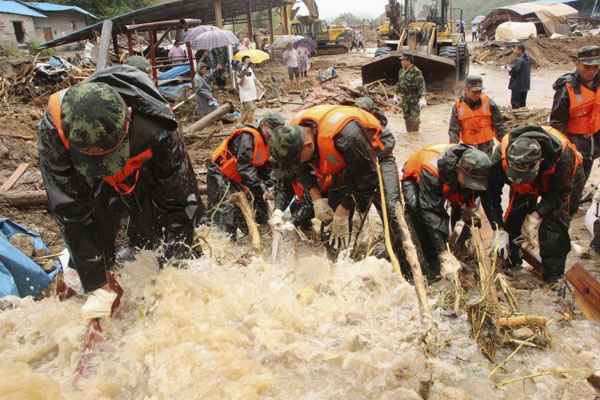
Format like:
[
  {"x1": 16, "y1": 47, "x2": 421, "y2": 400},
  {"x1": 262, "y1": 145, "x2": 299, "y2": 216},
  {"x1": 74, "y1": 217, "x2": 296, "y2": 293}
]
[
  {"x1": 1, "y1": 163, "x2": 30, "y2": 192},
  {"x1": 96, "y1": 20, "x2": 113, "y2": 71},
  {"x1": 566, "y1": 264, "x2": 600, "y2": 321}
]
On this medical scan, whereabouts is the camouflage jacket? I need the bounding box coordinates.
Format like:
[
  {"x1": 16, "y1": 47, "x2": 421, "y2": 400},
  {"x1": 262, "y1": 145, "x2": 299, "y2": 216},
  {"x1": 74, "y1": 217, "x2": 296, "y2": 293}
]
[{"x1": 396, "y1": 65, "x2": 425, "y2": 101}]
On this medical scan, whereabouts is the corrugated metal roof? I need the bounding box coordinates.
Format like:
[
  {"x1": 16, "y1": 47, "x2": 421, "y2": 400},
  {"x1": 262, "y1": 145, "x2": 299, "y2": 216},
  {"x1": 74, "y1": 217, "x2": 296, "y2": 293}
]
[
  {"x1": 27, "y1": 2, "x2": 97, "y2": 18},
  {"x1": 41, "y1": 0, "x2": 290, "y2": 49},
  {"x1": 532, "y1": 0, "x2": 578, "y2": 5},
  {"x1": 499, "y1": 2, "x2": 578, "y2": 17},
  {"x1": 0, "y1": 0, "x2": 46, "y2": 17}
]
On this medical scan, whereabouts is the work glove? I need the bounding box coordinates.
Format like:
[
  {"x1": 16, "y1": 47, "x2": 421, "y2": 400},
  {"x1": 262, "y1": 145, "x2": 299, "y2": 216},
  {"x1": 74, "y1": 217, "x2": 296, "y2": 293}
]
[
  {"x1": 462, "y1": 206, "x2": 481, "y2": 228},
  {"x1": 493, "y1": 229, "x2": 510, "y2": 260},
  {"x1": 269, "y1": 209, "x2": 285, "y2": 230},
  {"x1": 314, "y1": 198, "x2": 334, "y2": 224},
  {"x1": 419, "y1": 98, "x2": 428, "y2": 109},
  {"x1": 522, "y1": 212, "x2": 542, "y2": 249},
  {"x1": 81, "y1": 273, "x2": 123, "y2": 321},
  {"x1": 328, "y1": 213, "x2": 350, "y2": 251},
  {"x1": 439, "y1": 250, "x2": 462, "y2": 278}
]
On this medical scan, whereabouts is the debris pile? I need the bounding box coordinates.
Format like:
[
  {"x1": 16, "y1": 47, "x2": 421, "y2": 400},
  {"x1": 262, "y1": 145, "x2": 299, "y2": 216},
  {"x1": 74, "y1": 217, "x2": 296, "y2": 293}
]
[
  {"x1": 501, "y1": 107, "x2": 549, "y2": 131},
  {"x1": 473, "y1": 36, "x2": 600, "y2": 68},
  {"x1": 0, "y1": 56, "x2": 93, "y2": 105}
]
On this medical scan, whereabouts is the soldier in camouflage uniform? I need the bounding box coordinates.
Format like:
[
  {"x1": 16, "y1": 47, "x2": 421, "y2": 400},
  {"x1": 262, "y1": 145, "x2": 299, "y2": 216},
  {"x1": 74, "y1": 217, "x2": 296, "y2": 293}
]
[
  {"x1": 396, "y1": 54, "x2": 426, "y2": 134},
  {"x1": 38, "y1": 65, "x2": 204, "y2": 321}
]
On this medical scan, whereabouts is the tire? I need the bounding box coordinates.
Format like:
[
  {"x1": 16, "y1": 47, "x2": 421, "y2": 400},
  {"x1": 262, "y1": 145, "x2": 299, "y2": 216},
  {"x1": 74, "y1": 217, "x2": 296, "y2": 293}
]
[{"x1": 439, "y1": 45, "x2": 457, "y2": 58}]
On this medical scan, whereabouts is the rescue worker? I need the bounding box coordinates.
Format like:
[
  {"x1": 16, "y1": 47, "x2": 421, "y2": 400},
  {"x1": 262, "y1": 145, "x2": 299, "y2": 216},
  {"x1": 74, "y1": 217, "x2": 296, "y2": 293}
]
[
  {"x1": 396, "y1": 54, "x2": 426, "y2": 134},
  {"x1": 448, "y1": 75, "x2": 506, "y2": 156},
  {"x1": 550, "y1": 46, "x2": 600, "y2": 214},
  {"x1": 38, "y1": 65, "x2": 204, "y2": 320},
  {"x1": 207, "y1": 113, "x2": 285, "y2": 238},
  {"x1": 488, "y1": 124, "x2": 583, "y2": 283},
  {"x1": 269, "y1": 105, "x2": 385, "y2": 253},
  {"x1": 401, "y1": 144, "x2": 500, "y2": 278},
  {"x1": 272, "y1": 97, "x2": 402, "y2": 246}
]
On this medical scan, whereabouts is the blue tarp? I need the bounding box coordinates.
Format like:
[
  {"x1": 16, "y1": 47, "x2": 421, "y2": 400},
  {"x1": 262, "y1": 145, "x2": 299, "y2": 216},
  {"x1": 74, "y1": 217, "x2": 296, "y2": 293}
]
[
  {"x1": 159, "y1": 82, "x2": 192, "y2": 101},
  {"x1": 157, "y1": 64, "x2": 191, "y2": 81},
  {"x1": 0, "y1": 218, "x2": 60, "y2": 298}
]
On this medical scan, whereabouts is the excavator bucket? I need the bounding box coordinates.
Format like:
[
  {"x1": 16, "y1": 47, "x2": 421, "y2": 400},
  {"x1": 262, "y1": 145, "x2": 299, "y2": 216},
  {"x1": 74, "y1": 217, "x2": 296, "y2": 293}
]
[{"x1": 361, "y1": 50, "x2": 458, "y2": 90}]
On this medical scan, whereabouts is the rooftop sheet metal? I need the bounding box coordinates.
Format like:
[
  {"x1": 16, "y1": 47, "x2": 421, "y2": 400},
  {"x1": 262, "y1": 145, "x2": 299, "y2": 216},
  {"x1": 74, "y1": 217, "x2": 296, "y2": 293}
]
[
  {"x1": 0, "y1": 0, "x2": 45, "y2": 17},
  {"x1": 27, "y1": 2, "x2": 97, "y2": 18},
  {"x1": 498, "y1": 2, "x2": 578, "y2": 17}
]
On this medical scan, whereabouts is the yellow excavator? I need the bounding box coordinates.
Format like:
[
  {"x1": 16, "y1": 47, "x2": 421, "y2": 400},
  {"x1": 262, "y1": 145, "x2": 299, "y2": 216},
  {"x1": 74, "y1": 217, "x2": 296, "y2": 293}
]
[
  {"x1": 289, "y1": 0, "x2": 354, "y2": 55},
  {"x1": 363, "y1": 0, "x2": 469, "y2": 88}
]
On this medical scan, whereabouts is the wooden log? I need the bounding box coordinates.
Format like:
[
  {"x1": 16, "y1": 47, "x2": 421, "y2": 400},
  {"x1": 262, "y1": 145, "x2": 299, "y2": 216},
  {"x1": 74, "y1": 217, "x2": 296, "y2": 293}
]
[
  {"x1": 1, "y1": 163, "x2": 29, "y2": 192},
  {"x1": 229, "y1": 192, "x2": 261, "y2": 252},
  {"x1": 566, "y1": 264, "x2": 600, "y2": 321},
  {"x1": 0, "y1": 190, "x2": 48, "y2": 207},
  {"x1": 1, "y1": 186, "x2": 209, "y2": 208},
  {"x1": 184, "y1": 102, "x2": 233, "y2": 134}
]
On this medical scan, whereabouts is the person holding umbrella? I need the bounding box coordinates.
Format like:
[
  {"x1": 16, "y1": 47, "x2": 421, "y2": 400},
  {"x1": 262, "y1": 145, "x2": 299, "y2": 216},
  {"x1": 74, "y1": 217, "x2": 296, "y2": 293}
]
[{"x1": 237, "y1": 55, "x2": 260, "y2": 125}]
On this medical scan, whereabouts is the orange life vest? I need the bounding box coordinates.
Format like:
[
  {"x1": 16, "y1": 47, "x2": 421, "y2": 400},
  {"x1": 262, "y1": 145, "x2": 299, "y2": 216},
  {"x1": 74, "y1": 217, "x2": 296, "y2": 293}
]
[
  {"x1": 402, "y1": 144, "x2": 475, "y2": 207},
  {"x1": 456, "y1": 94, "x2": 495, "y2": 145},
  {"x1": 291, "y1": 105, "x2": 384, "y2": 192},
  {"x1": 501, "y1": 126, "x2": 582, "y2": 196},
  {"x1": 291, "y1": 180, "x2": 304, "y2": 200},
  {"x1": 47, "y1": 90, "x2": 153, "y2": 196},
  {"x1": 566, "y1": 82, "x2": 600, "y2": 136},
  {"x1": 210, "y1": 127, "x2": 269, "y2": 184}
]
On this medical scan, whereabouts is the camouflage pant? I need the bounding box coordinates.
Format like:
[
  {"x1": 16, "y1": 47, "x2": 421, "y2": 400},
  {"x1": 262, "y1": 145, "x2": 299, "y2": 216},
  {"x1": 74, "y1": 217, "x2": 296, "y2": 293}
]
[{"x1": 402, "y1": 99, "x2": 421, "y2": 131}]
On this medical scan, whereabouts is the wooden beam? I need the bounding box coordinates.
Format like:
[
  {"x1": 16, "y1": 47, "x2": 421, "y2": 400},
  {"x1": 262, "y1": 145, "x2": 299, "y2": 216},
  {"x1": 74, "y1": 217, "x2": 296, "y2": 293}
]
[
  {"x1": 268, "y1": 7, "x2": 274, "y2": 43},
  {"x1": 566, "y1": 264, "x2": 600, "y2": 321},
  {"x1": 281, "y1": 5, "x2": 290, "y2": 35},
  {"x1": 96, "y1": 20, "x2": 113, "y2": 71},
  {"x1": 0, "y1": 163, "x2": 29, "y2": 192},
  {"x1": 246, "y1": 1, "x2": 254, "y2": 40},
  {"x1": 214, "y1": 0, "x2": 223, "y2": 28}
]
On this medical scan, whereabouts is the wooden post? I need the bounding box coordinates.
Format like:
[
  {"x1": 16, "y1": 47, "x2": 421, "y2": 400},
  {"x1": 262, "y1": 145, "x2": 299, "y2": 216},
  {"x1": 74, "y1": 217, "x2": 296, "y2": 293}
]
[
  {"x1": 186, "y1": 41, "x2": 195, "y2": 89},
  {"x1": 268, "y1": 7, "x2": 274, "y2": 43},
  {"x1": 214, "y1": 0, "x2": 223, "y2": 28},
  {"x1": 246, "y1": 1, "x2": 253, "y2": 40},
  {"x1": 282, "y1": 5, "x2": 290, "y2": 35},
  {"x1": 96, "y1": 20, "x2": 113, "y2": 71},
  {"x1": 126, "y1": 31, "x2": 134, "y2": 54},
  {"x1": 149, "y1": 30, "x2": 158, "y2": 84},
  {"x1": 112, "y1": 32, "x2": 119, "y2": 59}
]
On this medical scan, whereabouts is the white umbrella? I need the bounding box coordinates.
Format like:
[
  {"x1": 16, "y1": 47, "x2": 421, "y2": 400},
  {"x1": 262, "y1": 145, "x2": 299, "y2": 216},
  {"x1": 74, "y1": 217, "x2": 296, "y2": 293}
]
[
  {"x1": 191, "y1": 29, "x2": 239, "y2": 50},
  {"x1": 271, "y1": 35, "x2": 303, "y2": 49},
  {"x1": 184, "y1": 25, "x2": 219, "y2": 43}
]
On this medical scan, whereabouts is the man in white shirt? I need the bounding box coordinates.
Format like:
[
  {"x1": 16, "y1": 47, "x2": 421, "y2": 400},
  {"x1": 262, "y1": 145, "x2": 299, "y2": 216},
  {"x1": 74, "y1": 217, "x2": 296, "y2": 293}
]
[
  {"x1": 282, "y1": 44, "x2": 299, "y2": 83},
  {"x1": 237, "y1": 55, "x2": 259, "y2": 124}
]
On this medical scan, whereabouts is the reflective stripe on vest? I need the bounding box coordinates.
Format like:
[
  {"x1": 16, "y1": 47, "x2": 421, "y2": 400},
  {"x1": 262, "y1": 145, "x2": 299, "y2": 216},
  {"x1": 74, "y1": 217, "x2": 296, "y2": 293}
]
[
  {"x1": 456, "y1": 94, "x2": 495, "y2": 145},
  {"x1": 566, "y1": 82, "x2": 600, "y2": 136},
  {"x1": 210, "y1": 127, "x2": 269, "y2": 184},
  {"x1": 402, "y1": 144, "x2": 474, "y2": 207},
  {"x1": 47, "y1": 89, "x2": 153, "y2": 195},
  {"x1": 291, "y1": 105, "x2": 384, "y2": 192},
  {"x1": 500, "y1": 126, "x2": 582, "y2": 195}
]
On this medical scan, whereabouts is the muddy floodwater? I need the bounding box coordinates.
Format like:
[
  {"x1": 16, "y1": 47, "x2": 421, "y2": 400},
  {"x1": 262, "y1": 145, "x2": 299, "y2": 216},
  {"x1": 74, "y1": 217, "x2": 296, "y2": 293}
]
[{"x1": 1, "y1": 228, "x2": 599, "y2": 400}]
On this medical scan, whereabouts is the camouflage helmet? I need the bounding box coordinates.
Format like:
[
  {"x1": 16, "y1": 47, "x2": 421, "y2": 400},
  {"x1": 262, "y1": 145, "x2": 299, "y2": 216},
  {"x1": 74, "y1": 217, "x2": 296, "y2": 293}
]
[
  {"x1": 506, "y1": 137, "x2": 543, "y2": 184},
  {"x1": 457, "y1": 147, "x2": 493, "y2": 191},
  {"x1": 577, "y1": 45, "x2": 600, "y2": 66},
  {"x1": 269, "y1": 125, "x2": 304, "y2": 164},
  {"x1": 126, "y1": 55, "x2": 151, "y2": 73},
  {"x1": 355, "y1": 96, "x2": 376, "y2": 112},
  {"x1": 259, "y1": 112, "x2": 286, "y2": 130},
  {"x1": 62, "y1": 82, "x2": 130, "y2": 178}
]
